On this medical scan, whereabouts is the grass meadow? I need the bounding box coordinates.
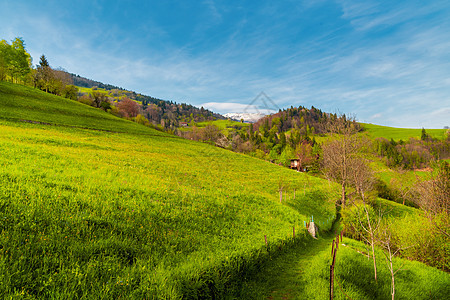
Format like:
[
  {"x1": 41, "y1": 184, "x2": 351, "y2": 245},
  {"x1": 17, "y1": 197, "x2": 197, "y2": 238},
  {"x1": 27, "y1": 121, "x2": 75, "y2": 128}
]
[
  {"x1": 303, "y1": 237, "x2": 450, "y2": 300},
  {"x1": 0, "y1": 82, "x2": 338, "y2": 298},
  {"x1": 0, "y1": 82, "x2": 161, "y2": 136},
  {"x1": 362, "y1": 123, "x2": 448, "y2": 141}
]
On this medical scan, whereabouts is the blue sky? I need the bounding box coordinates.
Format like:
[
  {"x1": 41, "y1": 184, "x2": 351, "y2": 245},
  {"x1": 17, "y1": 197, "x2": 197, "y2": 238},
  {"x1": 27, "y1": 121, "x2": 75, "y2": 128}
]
[{"x1": 1, "y1": 0, "x2": 449, "y2": 128}]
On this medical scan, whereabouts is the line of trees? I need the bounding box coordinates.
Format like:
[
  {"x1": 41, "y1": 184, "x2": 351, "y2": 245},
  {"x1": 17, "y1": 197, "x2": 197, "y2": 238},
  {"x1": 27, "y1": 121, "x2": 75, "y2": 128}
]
[
  {"x1": 374, "y1": 130, "x2": 450, "y2": 170},
  {"x1": 179, "y1": 108, "x2": 361, "y2": 172},
  {"x1": 1, "y1": 37, "x2": 78, "y2": 100}
]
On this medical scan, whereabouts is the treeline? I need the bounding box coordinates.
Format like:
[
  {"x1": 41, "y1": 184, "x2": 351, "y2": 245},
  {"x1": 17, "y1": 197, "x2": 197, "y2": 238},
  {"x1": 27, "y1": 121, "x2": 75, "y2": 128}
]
[
  {"x1": 69, "y1": 73, "x2": 126, "y2": 91},
  {"x1": 76, "y1": 84, "x2": 223, "y2": 132},
  {"x1": 374, "y1": 128, "x2": 450, "y2": 170},
  {"x1": 180, "y1": 106, "x2": 361, "y2": 169},
  {"x1": 0, "y1": 37, "x2": 223, "y2": 132}
]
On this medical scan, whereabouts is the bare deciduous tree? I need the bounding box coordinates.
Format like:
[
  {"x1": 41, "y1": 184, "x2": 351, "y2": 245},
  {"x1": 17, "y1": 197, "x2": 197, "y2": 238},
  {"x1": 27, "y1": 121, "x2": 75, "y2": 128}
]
[
  {"x1": 376, "y1": 225, "x2": 413, "y2": 300},
  {"x1": 414, "y1": 161, "x2": 449, "y2": 238},
  {"x1": 322, "y1": 119, "x2": 361, "y2": 207},
  {"x1": 295, "y1": 141, "x2": 314, "y2": 171},
  {"x1": 349, "y1": 156, "x2": 383, "y2": 281}
]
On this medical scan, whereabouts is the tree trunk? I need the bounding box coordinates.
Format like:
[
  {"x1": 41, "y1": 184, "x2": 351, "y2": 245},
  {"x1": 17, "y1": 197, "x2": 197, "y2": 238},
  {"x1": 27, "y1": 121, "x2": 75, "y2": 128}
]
[
  {"x1": 341, "y1": 182, "x2": 346, "y2": 207},
  {"x1": 371, "y1": 239, "x2": 377, "y2": 281},
  {"x1": 391, "y1": 266, "x2": 395, "y2": 300}
]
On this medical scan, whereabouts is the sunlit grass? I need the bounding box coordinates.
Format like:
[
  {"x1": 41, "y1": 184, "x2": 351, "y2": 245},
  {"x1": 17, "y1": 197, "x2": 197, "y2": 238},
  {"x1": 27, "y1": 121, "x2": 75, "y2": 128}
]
[
  {"x1": 0, "y1": 82, "x2": 338, "y2": 298},
  {"x1": 361, "y1": 123, "x2": 447, "y2": 141},
  {"x1": 303, "y1": 237, "x2": 449, "y2": 299}
]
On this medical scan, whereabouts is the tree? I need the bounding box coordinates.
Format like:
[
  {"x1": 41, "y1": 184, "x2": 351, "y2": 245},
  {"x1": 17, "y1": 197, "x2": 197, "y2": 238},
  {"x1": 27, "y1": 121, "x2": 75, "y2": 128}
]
[
  {"x1": 414, "y1": 161, "x2": 449, "y2": 237},
  {"x1": 0, "y1": 40, "x2": 10, "y2": 81},
  {"x1": 35, "y1": 54, "x2": 53, "y2": 92},
  {"x1": 92, "y1": 91, "x2": 110, "y2": 110},
  {"x1": 0, "y1": 38, "x2": 32, "y2": 83},
  {"x1": 202, "y1": 124, "x2": 221, "y2": 143},
  {"x1": 10, "y1": 37, "x2": 32, "y2": 83},
  {"x1": 421, "y1": 128, "x2": 429, "y2": 141},
  {"x1": 322, "y1": 114, "x2": 362, "y2": 207},
  {"x1": 376, "y1": 224, "x2": 413, "y2": 300},
  {"x1": 389, "y1": 177, "x2": 412, "y2": 205},
  {"x1": 118, "y1": 97, "x2": 140, "y2": 118},
  {"x1": 295, "y1": 141, "x2": 314, "y2": 171},
  {"x1": 63, "y1": 85, "x2": 78, "y2": 100},
  {"x1": 350, "y1": 157, "x2": 382, "y2": 281},
  {"x1": 322, "y1": 136, "x2": 361, "y2": 207}
]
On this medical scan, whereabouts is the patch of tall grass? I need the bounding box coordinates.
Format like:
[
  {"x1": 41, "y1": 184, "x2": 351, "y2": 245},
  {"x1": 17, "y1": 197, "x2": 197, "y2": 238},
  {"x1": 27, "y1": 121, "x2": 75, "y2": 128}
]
[
  {"x1": 0, "y1": 115, "x2": 337, "y2": 298},
  {"x1": 303, "y1": 238, "x2": 449, "y2": 299}
]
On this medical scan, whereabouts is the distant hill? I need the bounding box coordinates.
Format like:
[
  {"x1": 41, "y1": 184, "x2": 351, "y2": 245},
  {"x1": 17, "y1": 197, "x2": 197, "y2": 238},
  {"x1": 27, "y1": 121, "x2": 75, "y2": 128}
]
[
  {"x1": 68, "y1": 73, "x2": 126, "y2": 91},
  {"x1": 65, "y1": 72, "x2": 225, "y2": 128}
]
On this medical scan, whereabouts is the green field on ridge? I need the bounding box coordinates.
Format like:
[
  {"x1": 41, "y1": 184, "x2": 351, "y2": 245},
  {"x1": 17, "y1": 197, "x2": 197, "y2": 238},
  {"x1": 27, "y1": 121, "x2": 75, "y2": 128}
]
[{"x1": 362, "y1": 123, "x2": 447, "y2": 141}]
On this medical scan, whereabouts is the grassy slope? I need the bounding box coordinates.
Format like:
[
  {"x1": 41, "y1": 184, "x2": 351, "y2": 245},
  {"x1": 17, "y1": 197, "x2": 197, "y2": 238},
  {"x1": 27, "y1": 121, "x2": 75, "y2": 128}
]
[
  {"x1": 362, "y1": 123, "x2": 447, "y2": 141},
  {"x1": 0, "y1": 82, "x2": 337, "y2": 298},
  {"x1": 0, "y1": 82, "x2": 158, "y2": 135},
  {"x1": 306, "y1": 237, "x2": 450, "y2": 300},
  {"x1": 231, "y1": 201, "x2": 449, "y2": 299}
]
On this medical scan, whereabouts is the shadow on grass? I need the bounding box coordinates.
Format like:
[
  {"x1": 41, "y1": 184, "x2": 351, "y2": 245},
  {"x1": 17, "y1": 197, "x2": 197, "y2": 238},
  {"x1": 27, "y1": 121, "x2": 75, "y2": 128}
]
[{"x1": 226, "y1": 217, "x2": 341, "y2": 299}]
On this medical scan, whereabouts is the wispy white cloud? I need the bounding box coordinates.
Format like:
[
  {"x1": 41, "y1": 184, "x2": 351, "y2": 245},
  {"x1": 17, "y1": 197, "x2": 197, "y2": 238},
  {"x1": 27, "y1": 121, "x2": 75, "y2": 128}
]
[{"x1": 1, "y1": 0, "x2": 449, "y2": 128}]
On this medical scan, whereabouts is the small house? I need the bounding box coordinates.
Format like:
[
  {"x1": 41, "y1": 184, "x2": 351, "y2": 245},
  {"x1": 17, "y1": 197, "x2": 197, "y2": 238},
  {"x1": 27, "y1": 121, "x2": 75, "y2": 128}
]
[{"x1": 289, "y1": 159, "x2": 310, "y2": 172}]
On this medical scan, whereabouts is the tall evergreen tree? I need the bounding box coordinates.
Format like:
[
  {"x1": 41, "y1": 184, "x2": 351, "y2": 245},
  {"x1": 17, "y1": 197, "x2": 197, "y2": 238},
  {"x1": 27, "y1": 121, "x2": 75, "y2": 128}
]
[{"x1": 35, "y1": 54, "x2": 53, "y2": 92}]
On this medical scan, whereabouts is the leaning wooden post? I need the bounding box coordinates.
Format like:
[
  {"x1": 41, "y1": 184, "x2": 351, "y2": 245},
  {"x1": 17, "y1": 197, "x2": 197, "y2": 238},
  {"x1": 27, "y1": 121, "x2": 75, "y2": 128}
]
[
  {"x1": 264, "y1": 235, "x2": 268, "y2": 247},
  {"x1": 330, "y1": 264, "x2": 334, "y2": 300},
  {"x1": 330, "y1": 239, "x2": 337, "y2": 300}
]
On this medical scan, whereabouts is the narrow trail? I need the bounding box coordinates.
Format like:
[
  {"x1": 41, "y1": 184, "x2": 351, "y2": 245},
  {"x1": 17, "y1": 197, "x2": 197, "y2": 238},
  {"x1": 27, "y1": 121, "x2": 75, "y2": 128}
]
[{"x1": 234, "y1": 224, "x2": 340, "y2": 299}]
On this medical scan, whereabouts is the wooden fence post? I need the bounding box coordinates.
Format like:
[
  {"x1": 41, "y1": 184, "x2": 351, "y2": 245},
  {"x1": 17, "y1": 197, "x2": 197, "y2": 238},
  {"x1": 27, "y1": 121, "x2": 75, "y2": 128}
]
[
  {"x1": 264, "y1": 235, "x2": 268, "y2": 247},
  {"x1": 330, "y1": 238, "x2": 338, "y2": 300}
]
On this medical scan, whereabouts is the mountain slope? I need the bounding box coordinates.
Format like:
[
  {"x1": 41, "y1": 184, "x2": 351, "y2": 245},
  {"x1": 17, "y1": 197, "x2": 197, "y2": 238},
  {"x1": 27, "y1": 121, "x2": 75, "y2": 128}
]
[{"x1": 0, "y1": 82, "x2": 338, "y2": 298}]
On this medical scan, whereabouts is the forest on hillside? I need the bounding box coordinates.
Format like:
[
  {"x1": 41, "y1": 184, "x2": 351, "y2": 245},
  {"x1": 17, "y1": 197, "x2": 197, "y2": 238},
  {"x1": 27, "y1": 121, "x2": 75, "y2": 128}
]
[{"x1": 182, "y1": 106, "x2": 450, "y2": 173}]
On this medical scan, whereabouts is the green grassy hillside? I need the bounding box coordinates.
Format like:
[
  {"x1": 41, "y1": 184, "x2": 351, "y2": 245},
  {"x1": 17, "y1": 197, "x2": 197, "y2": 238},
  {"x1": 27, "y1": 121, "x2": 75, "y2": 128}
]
[
  {"x1": 362, "y1": 123, "x2": 447, "y2": 141},
  {"x1": 0, "y1": 82, "x2": 338, "y2": 298},
  {"x1": 304, "y1": 237, "x2": 449, "y2": 299},
  {"x1": 0, "y1": 81, "x2": 163, "y2": 135}
]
